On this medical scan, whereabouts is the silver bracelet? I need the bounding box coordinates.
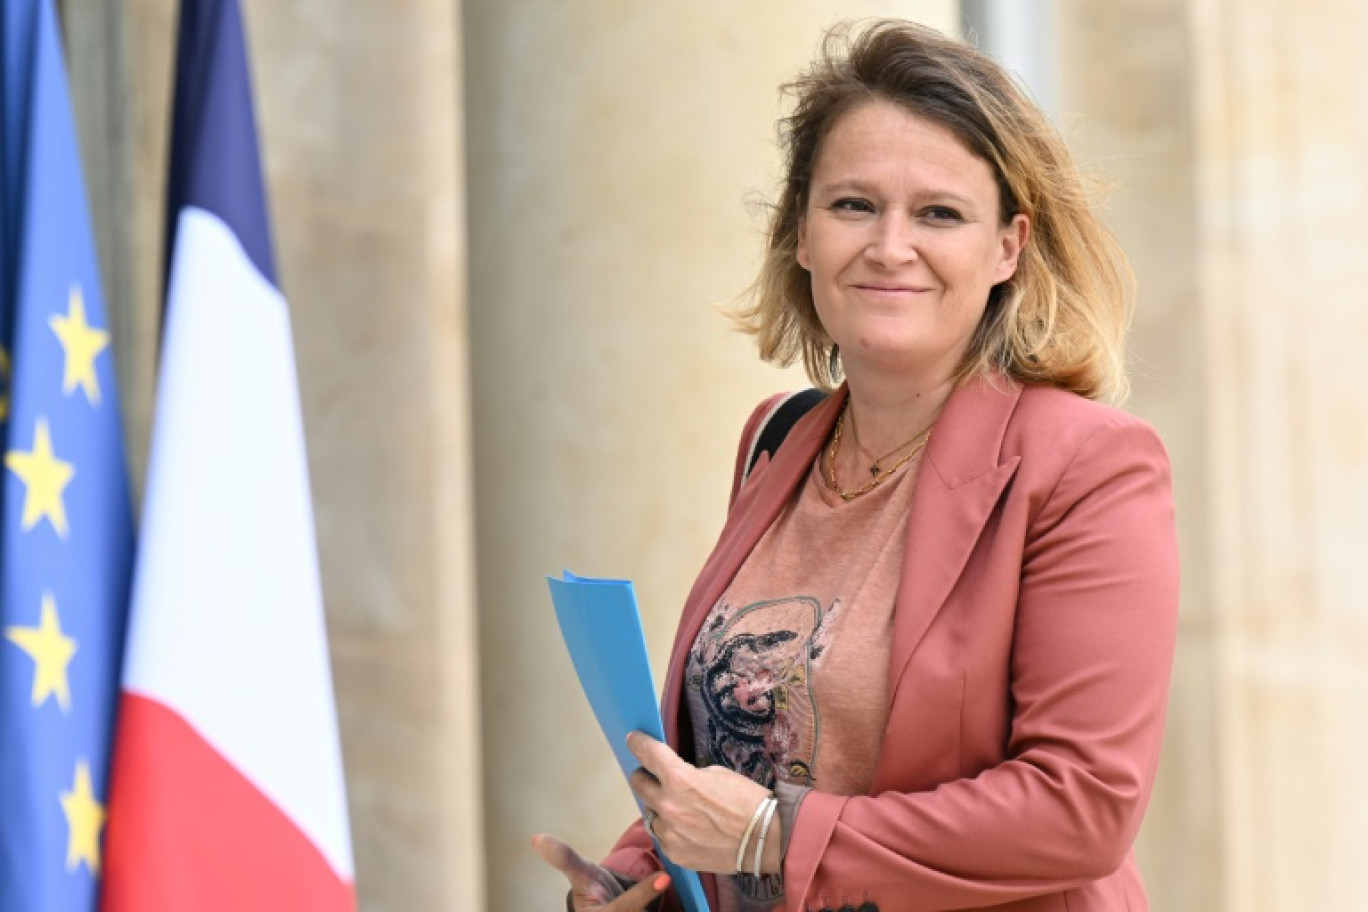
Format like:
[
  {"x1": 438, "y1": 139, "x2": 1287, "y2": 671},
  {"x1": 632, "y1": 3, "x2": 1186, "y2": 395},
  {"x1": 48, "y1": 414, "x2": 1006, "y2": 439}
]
[
  {"x1": 735, "y1": 794, "x2": 772, "y2": 874},
  {"x1": 751, "y1": 797, "x2": 779, "y2": 880}
]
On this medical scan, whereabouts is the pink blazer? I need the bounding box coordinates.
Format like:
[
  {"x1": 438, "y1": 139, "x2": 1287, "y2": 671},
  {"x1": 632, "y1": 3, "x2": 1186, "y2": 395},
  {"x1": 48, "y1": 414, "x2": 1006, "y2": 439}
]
[{"x1": 605, "y1": 377, "x2": 1179, "y2": 912}]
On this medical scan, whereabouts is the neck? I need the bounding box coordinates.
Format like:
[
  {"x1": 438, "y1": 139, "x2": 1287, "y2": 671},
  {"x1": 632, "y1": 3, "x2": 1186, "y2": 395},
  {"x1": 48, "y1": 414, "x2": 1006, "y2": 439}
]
[{"x1": 842, "y1": 365, "x2": 955, "y2": 457}]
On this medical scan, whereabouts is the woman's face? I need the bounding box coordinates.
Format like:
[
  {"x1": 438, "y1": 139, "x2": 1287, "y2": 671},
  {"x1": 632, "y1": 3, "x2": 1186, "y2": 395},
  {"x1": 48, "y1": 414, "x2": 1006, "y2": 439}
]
[{"x1": 797, "y1": 100, "x2": 1028, "y2": 385}]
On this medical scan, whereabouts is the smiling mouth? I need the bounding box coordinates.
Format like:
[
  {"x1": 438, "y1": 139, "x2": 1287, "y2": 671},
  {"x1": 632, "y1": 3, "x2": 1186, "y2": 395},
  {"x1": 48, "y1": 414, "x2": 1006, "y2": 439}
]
[{"x1": 853, "y1": 284, "x2": 931, "y2": 294}]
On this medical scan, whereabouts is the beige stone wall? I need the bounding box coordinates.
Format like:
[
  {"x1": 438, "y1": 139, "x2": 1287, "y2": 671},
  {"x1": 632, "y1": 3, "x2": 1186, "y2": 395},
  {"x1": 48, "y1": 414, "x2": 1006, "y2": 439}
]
[
  {"x1": 462, "y1": 3, "x2": 954, "y2": 907},
  {"x1": 1054, "y1": 4, "x2": 1221, "y2": 909},
  {"x1": 1059, "y1": 1, "x2": 1368, "y2": 909},
  {"x1": 1190, "y1": 3, "x2": 1368, "y2": 908}
]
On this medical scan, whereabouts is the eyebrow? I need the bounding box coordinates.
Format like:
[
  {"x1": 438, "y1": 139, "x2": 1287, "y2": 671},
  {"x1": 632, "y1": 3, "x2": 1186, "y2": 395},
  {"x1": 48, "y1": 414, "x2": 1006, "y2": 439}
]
[{"x1": 814, "y1": 178, "x2": 976, "y2": 209}]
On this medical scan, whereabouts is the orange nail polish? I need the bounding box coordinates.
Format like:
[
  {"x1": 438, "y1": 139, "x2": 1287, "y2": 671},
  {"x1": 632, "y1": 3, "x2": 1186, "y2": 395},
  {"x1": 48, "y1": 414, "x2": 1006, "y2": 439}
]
[{"x1": 653, "y1": 874, "x2": 670, "y2": 891}]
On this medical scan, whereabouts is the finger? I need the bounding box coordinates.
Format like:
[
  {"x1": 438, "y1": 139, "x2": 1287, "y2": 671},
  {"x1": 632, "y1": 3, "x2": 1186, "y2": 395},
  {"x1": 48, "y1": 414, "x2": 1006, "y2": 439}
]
[
  {"x1": 626, "y1": 732, "x2": 685, "y2": 781},
  {"x1": 609, "y1": 872, "x2": 671, "y2": 912},
  {"x1": 531, "y1": 833, "x2": 608, "y2": 894},
  {"x1": 627, "y1": 767, "x2": 662, "y2": 807}
]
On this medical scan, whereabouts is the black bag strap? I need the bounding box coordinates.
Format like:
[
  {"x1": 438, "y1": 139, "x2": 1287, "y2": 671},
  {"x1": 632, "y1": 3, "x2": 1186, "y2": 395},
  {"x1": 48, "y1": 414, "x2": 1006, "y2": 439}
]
[{"x1": 743, "y1": 388, "x2": 829, "y2": 482}]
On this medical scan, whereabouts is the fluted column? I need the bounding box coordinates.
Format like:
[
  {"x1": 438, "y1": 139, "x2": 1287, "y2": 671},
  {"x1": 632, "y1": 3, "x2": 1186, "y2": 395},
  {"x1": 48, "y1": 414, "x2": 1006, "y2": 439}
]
[{"x1": 463, "y1": 2, "x2": 954, "y2": 906}]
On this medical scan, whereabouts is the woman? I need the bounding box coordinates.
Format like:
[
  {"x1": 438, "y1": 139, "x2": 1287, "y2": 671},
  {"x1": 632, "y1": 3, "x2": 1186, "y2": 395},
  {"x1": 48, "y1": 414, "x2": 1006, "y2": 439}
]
[{"x1": 536, "y1": 19, "x2": 1178, "y2": 912}]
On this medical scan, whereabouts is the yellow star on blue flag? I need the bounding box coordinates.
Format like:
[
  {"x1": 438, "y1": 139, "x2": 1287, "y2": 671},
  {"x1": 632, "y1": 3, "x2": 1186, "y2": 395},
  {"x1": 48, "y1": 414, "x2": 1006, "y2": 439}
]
[
  {"x1": 60, "y1": 760, "x2": 106, "y2": 874},
  {"x1": 5, "y1": 415, "x2": 76, "y2": 537},
  {"x1": 5, "y1": 592, "x2": 78, "y2": 712},
  {"x1": 48, "y1": 285, "x2": 110, "y2": 405},
  {"x1": 0, "y1": 0, "x2": 133, "y2": 907}
]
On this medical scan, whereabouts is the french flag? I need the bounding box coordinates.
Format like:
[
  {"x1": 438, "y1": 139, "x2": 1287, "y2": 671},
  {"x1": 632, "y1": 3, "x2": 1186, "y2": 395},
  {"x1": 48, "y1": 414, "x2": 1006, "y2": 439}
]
[{"x1": 102, "y1": 0, "x2": 355, "y2": 908}]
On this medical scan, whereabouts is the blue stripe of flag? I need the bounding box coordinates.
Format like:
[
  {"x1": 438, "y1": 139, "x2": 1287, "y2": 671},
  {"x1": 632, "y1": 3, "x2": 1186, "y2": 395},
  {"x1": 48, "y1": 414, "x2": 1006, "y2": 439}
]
[{"x1": 166, "y1": 0, "x2": 276, "y2": 286}]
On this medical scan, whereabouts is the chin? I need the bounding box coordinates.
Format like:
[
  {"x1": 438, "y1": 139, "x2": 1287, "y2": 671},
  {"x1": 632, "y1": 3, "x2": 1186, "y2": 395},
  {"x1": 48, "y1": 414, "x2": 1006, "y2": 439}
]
[{"x1": 844, "y1": 342, "x2": 960, "y2": 381}]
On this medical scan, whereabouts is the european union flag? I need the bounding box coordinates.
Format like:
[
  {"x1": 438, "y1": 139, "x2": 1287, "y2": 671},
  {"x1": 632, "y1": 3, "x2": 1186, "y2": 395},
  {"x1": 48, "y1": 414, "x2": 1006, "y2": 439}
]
[{"x1": 0, "y1": 0, "x2": 134, "y2": 907}]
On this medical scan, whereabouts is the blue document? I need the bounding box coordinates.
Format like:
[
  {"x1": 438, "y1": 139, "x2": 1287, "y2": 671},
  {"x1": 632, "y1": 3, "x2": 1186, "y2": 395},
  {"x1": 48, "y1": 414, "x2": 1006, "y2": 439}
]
[{"x1": 547, "y1": 571, "x2": 711, "y2": 912}]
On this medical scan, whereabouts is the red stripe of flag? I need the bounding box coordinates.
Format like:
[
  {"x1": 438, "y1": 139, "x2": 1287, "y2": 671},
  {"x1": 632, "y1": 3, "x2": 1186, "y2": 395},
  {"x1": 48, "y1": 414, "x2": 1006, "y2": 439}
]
[{"x1": 103, "y1": 694, "x2": 353, "y2": 911}]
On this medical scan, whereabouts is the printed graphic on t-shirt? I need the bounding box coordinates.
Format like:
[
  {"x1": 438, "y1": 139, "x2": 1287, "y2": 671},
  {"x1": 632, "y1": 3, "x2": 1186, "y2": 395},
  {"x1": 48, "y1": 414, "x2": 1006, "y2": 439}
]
[
  {"x1": 686, "y1": 595, "x2": 843, "y2": 909},
  {"x1": 686, "y1": 595, "x2": 843, "y2": 788}
]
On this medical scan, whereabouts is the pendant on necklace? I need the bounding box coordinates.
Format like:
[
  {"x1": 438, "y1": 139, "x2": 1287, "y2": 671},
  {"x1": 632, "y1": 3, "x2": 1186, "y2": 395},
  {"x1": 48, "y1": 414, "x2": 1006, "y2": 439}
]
[{"x1": 870, "y1": 465, "x2": 881, "y2": 478}]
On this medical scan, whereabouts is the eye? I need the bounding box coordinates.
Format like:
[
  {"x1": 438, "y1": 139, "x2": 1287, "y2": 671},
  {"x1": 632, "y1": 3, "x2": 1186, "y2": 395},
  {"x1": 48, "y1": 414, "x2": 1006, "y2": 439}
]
[
  {"x1": 828, "y1": 197, "x2": 876, "y2": 215},
  {"x1": 921, "y1": 205, "x2": 963, "y2": 224}
]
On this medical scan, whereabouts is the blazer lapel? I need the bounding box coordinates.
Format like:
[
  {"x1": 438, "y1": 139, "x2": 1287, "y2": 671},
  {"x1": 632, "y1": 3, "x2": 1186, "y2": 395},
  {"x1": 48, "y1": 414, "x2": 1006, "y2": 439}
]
[
  {"x1": 886, "y1": 377, "x2": 1023, "y2": 698},
  {"x1": 661, "y1": 388, "x2": 847, "y2": 744}
]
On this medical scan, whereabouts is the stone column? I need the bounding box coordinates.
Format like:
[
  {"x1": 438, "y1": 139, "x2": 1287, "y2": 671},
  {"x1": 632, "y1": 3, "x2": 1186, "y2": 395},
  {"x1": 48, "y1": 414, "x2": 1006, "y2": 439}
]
[
  {"x1": 462, "y1": 2, "x2": 954, "y2": 907},
  {"x1": 243, "y1": 3, "x2": 485, "y2": 907},
  {"x1": 71, "y1": 1, "x2": 486, "y2": 908},
  {"x1": 1059, "y1": 1, "x2": 1368, "y2": 909},
  {"x1": 1189, "y1": 2, "x2": 1368, "y2": 908},
  {"x1": 1055, "y1": 5, "x2": 1221, "y2": 909}
]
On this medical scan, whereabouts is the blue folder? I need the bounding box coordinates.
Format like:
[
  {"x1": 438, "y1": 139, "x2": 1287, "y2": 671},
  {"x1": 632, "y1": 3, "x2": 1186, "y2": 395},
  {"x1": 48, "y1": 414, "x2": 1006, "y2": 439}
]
[{"x1": 547, "y1": 571, "x2": 711, "y2": 912}]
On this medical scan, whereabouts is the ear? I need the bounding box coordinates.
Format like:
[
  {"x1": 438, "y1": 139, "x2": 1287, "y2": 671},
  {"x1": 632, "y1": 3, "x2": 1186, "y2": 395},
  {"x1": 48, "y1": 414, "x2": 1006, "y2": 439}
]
[
  {"x1": 796, "y1": 211, "x2": 811, "y2": 271},
  {"x1": 993, "y1": 213, "x2": 1030, "y2": 283}
]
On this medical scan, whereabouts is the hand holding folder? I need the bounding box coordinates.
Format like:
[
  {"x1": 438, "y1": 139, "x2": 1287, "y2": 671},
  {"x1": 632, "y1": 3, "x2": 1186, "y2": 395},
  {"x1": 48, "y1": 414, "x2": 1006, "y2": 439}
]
[{"x1": 547, "y1": 572, "x2": 711, "y2": 912}]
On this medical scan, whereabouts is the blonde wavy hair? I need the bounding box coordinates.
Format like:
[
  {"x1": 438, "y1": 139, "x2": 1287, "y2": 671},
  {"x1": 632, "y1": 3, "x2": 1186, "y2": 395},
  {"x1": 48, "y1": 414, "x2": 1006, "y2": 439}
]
[{"x1": 733, "y1": 20, "x2": 1134, "y2": 403}]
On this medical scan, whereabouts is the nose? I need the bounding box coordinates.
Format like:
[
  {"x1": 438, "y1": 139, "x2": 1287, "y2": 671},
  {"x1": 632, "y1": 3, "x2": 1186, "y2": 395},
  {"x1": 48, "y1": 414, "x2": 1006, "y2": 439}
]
[{"x1": 864, "y1": 212, "x2": 919, "y2": 266}]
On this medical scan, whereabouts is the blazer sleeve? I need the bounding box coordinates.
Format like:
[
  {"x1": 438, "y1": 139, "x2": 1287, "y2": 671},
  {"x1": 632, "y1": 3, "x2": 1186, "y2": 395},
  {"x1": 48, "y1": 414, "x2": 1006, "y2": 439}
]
[{"x1": 783, "y1": 419, "x2": 1180, "y2": 911}]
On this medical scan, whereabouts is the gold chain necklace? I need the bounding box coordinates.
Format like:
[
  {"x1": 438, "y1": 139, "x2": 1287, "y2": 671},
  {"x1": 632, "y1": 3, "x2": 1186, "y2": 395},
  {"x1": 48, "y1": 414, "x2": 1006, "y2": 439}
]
[
  {"x1": 824, "y1": 402, "x2": 932, "y2": 501},
  {"x1": 847, "y1": 401, "x2": 934, "y2": 477}
]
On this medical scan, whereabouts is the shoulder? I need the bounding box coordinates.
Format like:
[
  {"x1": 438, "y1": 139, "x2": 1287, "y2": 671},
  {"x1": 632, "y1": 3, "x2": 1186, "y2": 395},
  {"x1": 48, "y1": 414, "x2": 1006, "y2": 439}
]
[
  {"x1": 1008, "y1": 385, "x2": 1167, "y2": 461},
  {"x1": 1004, "y1": 385, "x2": 1172, "y2": 511},
  {"x1": 1013, "y1": 383, "x2": 1155, "y2": 436}
]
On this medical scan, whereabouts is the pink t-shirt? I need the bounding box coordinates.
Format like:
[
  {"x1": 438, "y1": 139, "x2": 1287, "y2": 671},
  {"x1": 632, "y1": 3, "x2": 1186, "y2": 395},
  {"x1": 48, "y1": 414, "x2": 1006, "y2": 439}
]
[{"x1": 685, "y1": 451, "x2": 922, "y2": 912}]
